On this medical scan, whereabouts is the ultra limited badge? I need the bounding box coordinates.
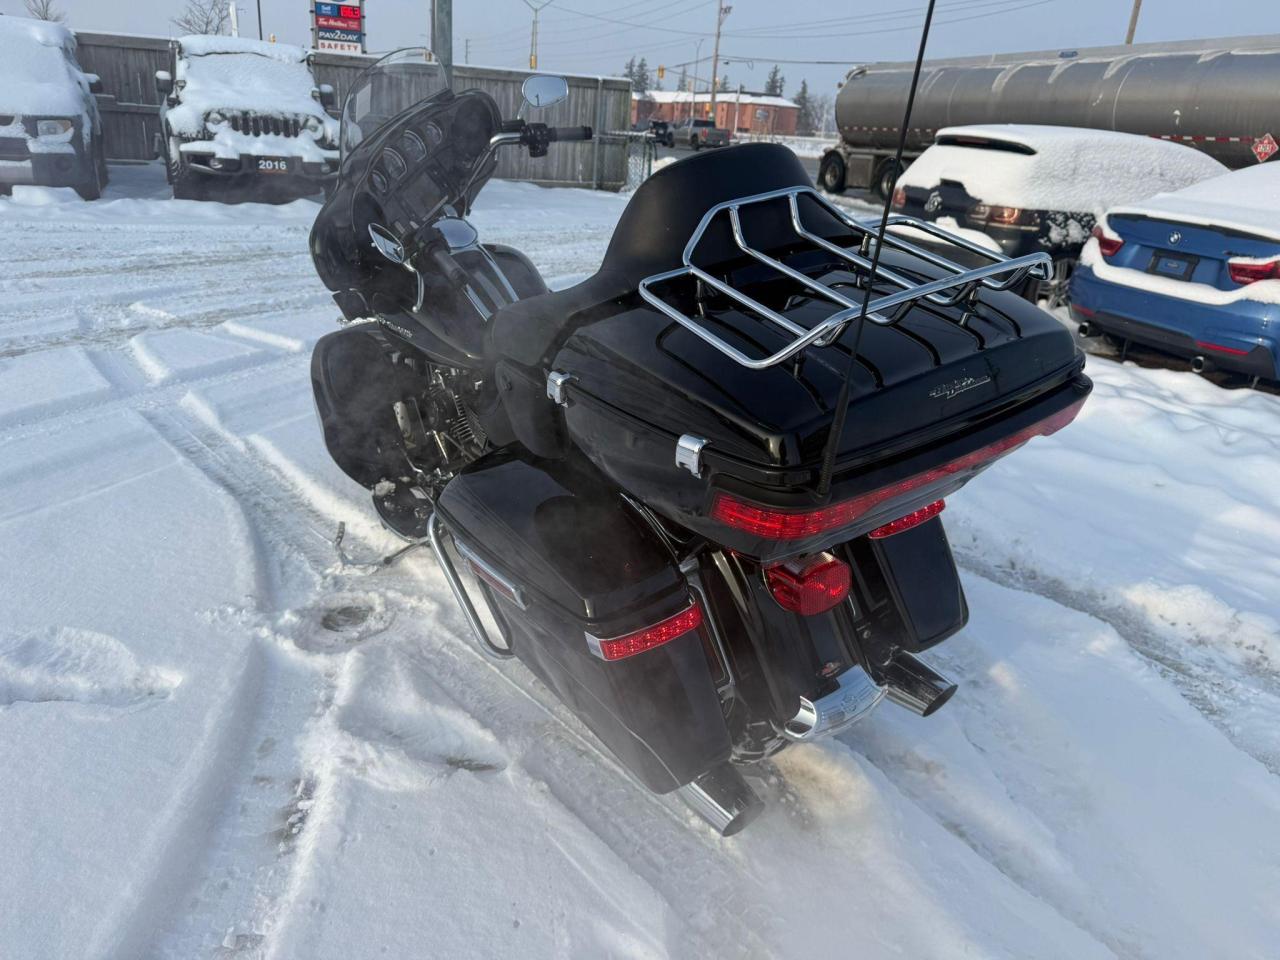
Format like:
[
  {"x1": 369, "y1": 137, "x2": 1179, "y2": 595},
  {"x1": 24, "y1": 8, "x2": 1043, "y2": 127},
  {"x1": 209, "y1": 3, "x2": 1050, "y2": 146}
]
[{"x1": 929, "y1": 374, "x2": 992, "y2": 400}]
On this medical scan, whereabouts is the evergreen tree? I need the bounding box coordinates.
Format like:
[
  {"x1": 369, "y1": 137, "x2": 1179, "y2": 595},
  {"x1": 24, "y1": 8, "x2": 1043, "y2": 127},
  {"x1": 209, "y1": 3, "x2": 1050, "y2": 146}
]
[
  {"x1": 677, "y1": 65, "x2": 689, "y2": 92},
  {"x1": 764, "y1": 64, "x2": 785, "y2": 97},
  {"x1": 634, "y1": 57, "x2": 651, "y2": 95},
  {"x1": 795, "y1": 79, "x2": 818, "y2": 136},
  {"x1": 717, "y1": 73, "x2": 730, "y2": 93},
  {"x1": 623, "y1": 57, "x2": 637, "y2": 87}
]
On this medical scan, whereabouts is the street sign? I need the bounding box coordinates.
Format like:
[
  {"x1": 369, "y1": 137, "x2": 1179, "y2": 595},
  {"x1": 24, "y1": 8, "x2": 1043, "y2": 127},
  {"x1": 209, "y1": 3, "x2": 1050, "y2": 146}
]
[
  {"x1": 1253, "y1": 132, "x2": 1278, "y2": 163},
  {"x1": 313, "y1": 0, "x2": 364, "y2": 54}
]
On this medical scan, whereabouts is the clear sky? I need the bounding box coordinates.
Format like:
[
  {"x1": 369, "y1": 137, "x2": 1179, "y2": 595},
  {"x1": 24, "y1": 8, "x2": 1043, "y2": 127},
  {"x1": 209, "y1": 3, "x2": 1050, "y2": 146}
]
[{"x1": 0, "y1": 0, "x2": 1270, "y2": 99}]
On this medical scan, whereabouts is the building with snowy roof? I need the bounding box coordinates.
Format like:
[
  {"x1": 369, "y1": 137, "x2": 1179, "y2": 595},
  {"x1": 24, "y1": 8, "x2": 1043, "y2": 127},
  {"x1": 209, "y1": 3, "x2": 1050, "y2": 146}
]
[{"x1": 633, "y1": 89, "x2": 798, "y2": 136}]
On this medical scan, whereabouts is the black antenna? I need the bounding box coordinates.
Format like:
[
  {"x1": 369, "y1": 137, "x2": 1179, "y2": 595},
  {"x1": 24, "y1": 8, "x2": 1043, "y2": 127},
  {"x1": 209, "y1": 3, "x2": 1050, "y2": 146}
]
[{"x1": 816, "y1": 0, "x2": 939, "y2": 497}]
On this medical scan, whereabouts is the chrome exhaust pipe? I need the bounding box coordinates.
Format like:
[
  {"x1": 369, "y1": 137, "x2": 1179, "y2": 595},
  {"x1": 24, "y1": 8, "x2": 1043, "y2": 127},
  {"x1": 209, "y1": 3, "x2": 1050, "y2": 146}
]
[
  {"x1": 1077, "y1": 321, "x2": 1095, "y2": 338},
  {"x1": 678, "y1": 762, "x2": 763, "y2": 837},
  {"x1": 1191, "y1": 355, "x2": 1208, "y2": 373},
  {"x1": 880, "y1": 652, "x2": 957, "y2": 718}
]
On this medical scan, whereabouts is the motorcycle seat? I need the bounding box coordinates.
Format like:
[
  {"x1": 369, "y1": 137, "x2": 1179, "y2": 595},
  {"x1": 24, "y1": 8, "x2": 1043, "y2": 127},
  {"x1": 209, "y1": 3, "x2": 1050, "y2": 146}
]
[{"x1": 486, "y1": 143, "x2": 814, "y2": 370}]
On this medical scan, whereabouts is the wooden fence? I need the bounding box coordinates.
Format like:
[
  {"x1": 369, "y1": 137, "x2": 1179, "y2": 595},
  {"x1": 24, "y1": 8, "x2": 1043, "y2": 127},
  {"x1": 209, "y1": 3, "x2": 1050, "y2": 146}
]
[{"x1": 74, "y1": 33, "x2": 632, "y2": 190}]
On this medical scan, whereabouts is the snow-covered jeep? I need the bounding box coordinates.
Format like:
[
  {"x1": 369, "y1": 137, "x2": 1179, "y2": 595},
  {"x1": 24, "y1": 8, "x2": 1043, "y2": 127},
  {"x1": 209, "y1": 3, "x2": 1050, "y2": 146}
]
[
  {"x1": 155, "y1": 36, "x2": 338, "y2": 202},
  {"x1": 0, "y1": 17, "x2": 108, "y2": 200}
]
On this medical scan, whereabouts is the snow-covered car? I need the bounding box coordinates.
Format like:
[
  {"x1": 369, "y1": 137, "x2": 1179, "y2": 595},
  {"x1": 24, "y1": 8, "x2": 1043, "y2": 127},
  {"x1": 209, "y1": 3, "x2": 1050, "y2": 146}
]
[
  {"x1": 1070, "y1": 162, "x2": 1280, "y2": 383},
  {"x1": 891, "y1": 125, "x2": 1226, "y2": 306},
  {"x1": 155, "y1": 36, "x2": 338, "y2": 202},
  {"x1": 0, "y1": 16, "x2": 107, "y2": 200}
]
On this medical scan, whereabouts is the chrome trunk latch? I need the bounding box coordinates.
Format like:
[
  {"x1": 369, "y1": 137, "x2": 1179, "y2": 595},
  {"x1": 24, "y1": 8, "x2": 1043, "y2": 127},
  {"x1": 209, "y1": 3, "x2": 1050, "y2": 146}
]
[
  {"x1": 675, "y1": 434, "x2": 708, "y2": 477},
  {"x1": 546, "y1": 370, "x2": 575, "y2": 405}
]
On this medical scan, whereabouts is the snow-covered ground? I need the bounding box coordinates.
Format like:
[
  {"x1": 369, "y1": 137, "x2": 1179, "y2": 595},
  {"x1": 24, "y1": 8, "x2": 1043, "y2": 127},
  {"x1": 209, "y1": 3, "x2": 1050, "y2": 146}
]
[{"x1": 3, "y1": 164, "x2": 1279, "y2": 960}]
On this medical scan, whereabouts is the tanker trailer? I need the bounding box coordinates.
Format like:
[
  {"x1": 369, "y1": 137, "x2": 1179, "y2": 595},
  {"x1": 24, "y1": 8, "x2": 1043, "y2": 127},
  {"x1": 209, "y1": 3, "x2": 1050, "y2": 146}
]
[{"x1": 820, "y1": 33, "x2": 1280, "y2": 200}]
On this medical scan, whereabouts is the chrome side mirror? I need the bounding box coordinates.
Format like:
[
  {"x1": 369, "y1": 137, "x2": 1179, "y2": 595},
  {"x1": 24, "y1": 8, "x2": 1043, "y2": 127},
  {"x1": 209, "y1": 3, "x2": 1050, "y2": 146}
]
[
  {"x1": 368, "y1": 223, "x2": 407, "y2": 265},
  {"x1": 521, "y1": 75, "x2": 568, "y2": 110}
]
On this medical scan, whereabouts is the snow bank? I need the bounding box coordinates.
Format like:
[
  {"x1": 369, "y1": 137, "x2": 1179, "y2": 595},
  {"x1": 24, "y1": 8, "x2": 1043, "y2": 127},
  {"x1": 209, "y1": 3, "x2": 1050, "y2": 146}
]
[
  {"x1": 901, "y1": 124, "x2": 1226, "y2": 213},
  {"x1": 0, "y1": 16, "x2": 93, "y2": 127},
  {"x1": 1107, "y1": 161, "x2": 1280, "y2": 243},
  {"x1": 166, "y1": 35, "x2": 337, "y2": 145}
]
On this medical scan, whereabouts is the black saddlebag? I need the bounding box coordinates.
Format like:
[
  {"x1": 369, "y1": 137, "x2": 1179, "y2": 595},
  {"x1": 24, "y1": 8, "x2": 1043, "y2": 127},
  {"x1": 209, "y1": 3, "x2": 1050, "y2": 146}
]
[{"x1": 433, "y1": 449, "x2": 731, "y2": 793}]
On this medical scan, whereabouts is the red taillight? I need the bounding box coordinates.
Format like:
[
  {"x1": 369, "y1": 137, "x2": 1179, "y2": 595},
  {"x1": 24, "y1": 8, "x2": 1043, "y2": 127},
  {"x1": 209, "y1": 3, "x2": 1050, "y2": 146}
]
[
  {"x1": 765, "y1": 554, "x2": 852, "y2": 616},
  {"x1": 586, "y1": 602, "x2": 703, "y2": 661},
  {"x1": 892, "y1": 187, "x2": 907, "y2": 208},
  {"x1": 1227, "y1": 256, "x2": 1280, "y2": 286},
  {"x1": 1091, "y1": 224, "x2": 1123, "y2": 259},
  {"x1": 1194, "y1": 339, "x2": 1251, "y2": 357},
  {"x1": 989, "y1": 205, "x2": 1027, "y2": 225},
  {"x1": 710, "y1": 397, "x2": 1086, "y2": 542},
  {"x1": 868, "y1": 499, "x2": 946, "y2": 539}
]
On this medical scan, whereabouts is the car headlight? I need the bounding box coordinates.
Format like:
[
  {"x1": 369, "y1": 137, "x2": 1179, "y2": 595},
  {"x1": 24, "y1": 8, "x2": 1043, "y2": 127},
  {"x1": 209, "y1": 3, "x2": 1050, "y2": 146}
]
[
  {"x1": 206, "y1": 111, "x2": 226, "y2": 127},
  {"x1": 304, "y1": 116, "x2": 323, "y2": 136},
  {"x1": 36, "y1": 119, "x2": 74, "y2": 137}
]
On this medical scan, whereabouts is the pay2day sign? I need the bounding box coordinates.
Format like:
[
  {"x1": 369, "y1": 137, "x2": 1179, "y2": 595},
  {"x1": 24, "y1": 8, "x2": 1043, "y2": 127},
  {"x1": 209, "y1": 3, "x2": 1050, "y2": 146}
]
[{"x1": 313, "y1": 1, "x2": 365, "y2": 53}]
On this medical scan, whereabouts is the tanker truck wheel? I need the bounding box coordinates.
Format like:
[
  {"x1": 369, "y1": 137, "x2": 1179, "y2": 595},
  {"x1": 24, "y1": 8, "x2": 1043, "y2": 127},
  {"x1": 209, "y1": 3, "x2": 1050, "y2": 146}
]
[
  {"x1": 818, "y1": 152, "x2": 846, "y2": 193},
  {"x1": 873, "y1": 158, "x2": 904, "y2": 203}
]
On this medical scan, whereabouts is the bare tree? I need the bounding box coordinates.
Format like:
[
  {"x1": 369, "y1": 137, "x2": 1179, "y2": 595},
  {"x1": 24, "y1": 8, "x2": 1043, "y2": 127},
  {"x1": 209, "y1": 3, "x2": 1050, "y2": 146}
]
[
  {"x1": 23, "y1": 0, "x2": 65, "y2": 21},
  {"x1": 171, "y1": 0, "x2": 230, "y2": 36}
]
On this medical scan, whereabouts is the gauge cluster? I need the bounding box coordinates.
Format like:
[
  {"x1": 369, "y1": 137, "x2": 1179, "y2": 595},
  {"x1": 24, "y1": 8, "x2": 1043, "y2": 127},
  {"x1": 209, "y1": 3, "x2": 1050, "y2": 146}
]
[{"x1": 363, "y1": 94, "x2": 499, "y2": 233}]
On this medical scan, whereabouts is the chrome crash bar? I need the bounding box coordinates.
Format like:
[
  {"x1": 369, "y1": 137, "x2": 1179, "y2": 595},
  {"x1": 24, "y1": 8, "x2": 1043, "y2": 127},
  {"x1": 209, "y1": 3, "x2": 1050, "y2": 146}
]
[{"x1": 637, "y1": 185, "x2": 1052, "y2": 371}]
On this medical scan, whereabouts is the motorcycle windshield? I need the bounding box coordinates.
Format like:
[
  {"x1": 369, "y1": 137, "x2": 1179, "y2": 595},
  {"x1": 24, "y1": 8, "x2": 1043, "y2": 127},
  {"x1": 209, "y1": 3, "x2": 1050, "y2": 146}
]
[{"x1": 340, "y1": 47, "x2": 449, "y2": 164}]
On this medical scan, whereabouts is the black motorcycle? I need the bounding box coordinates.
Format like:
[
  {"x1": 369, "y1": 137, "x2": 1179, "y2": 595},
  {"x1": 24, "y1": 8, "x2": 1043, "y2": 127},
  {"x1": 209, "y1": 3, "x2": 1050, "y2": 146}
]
[{"x1": 309, "y1": 49, "x2": 1091, "y2": 835}]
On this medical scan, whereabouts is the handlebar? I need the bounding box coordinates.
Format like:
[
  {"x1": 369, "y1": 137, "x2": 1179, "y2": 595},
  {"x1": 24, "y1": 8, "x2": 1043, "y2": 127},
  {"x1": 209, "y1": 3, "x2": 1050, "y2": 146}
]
[{"x1": 547, "y1": 126, "x2": 593, "y2": 143}]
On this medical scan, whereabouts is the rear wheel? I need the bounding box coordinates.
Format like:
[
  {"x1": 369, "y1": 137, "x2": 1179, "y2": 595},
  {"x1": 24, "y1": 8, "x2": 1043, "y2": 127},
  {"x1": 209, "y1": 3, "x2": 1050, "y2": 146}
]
[
  {"x1": 1036, "y1": 258, "x2": 1075, "y2": 311},
  {"x1": 74, "y1": 141, "x2": 104, "y2": 201},
  {"x1": 872, "y1": 158, "x2": 903, "y2": 203},
  {"x1": 690, "y1": 135, "x2": 701, "y2": 151},
  {"x1": 818, "y1": 152, "x2": 846, "y2": 193}
]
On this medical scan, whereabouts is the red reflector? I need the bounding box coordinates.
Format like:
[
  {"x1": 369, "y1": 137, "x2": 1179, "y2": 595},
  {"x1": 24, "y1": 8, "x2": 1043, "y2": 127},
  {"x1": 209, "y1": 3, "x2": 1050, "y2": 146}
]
[
  {"x1": 868, "y1": 499, "x2": 945, "y2": 539},
  {"x1": 1194, "y1": 339, "x2": 1251, "y2": 357},
  {"x1": 1072, "y1": 304, "x2": 1097, "y2": 319},
  {"x1": 1227, "y1": 256, "x2": 1280, "y2": 286},
  {"x1": 765, "y1": 555, "x2": 851, "y2": 616},
  {"x1": 711, "y1": 397, "x2": 1085, "y2": 542},
  {"x1": 587, "y1": 603, "x2": 703, "y2": 661},
  {"x1": 1091, "y1": 224, "x2": 1123, "y2": 259}
]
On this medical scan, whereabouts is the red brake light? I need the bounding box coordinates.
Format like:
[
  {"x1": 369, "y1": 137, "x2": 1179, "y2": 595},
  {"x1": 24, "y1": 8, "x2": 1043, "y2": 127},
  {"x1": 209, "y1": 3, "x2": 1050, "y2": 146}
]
[
  {"x1": 868, "y1": 499, "x2": 946, "y2": 539},
  {"x1": 988, "y1": 205, "x2": 1026, "y2": 225},
  {"x1": 1227, "y1": 256, "x2": 1280, "y2": 285},
  {"x1": 710, "y1": 397, "x2": 1086, "y2": 542},
  {"x1": 765, "y1": 554, "x2": 851, "y2": 616},
  {"x1": 1091, "y1": 224, "x2": 1123, "y2": 259},
  {"x1": 892, "y1": 187, "x2": 907, "y2": 208},
  {"x1": 586, "y1": 602, "x2": 703, "y2": 661}
]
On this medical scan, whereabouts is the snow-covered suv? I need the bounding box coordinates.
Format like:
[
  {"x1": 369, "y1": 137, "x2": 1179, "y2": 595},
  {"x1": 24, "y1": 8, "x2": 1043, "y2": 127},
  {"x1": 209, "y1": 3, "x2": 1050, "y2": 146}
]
[
  {"x1": 0, "y1": 16, "x2": 108, "y2": 200},
  {"x1": 155, "y1": 36, "x2": 339, "y2": 202}
]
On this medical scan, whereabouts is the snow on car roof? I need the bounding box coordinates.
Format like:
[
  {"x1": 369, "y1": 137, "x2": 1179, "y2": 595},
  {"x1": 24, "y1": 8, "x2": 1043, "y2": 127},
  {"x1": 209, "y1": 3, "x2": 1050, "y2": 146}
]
[
  {"x1": 899, "y1": 124, "x2": 1227, "y2": 213},
  {"x1": 166, "y1": 35, "x2": 329, "y2": 137},
  {"x1": 177, "y1": 34, "x2": 308, "y2": 63},
  {"x1": 0, "y1": 16, "x2": 92, "y2": 121},
  {"x1": 1107, "y1": 162, "x2": 1280, "y2": 243}
]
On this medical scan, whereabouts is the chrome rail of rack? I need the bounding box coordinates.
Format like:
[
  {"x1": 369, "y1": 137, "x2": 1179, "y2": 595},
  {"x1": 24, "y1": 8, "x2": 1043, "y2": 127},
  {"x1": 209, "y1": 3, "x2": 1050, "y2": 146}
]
[{"x1": 636, "y1": 185, "x2": 1052, "y2": 371}]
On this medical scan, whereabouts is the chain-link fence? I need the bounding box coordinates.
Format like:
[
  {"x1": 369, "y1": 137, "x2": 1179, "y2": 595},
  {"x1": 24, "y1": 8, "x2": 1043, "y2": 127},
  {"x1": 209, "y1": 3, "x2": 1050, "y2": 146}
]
[{"x1": 617, "y1": 132, "x2": 659, "y2": 190}]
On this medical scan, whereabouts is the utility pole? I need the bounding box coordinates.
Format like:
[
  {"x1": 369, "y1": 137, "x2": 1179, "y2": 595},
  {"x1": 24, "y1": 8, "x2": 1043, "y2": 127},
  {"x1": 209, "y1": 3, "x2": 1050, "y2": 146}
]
[
  {"x1": 229, "y1": 2, "x2": 239, "y2": 37},
  {"x1": 1125, "y1": 0, "x2": 1142, "y2": 45},
  {"x1": 256, "y1": 0, "x2": 263, "y2": 41},
  {"x1": 708, "y1": 1, "x2": 731, "y2": 122},
  {"x1": 522, "y1": 0, "x2": 555, "y2": 71},
  {"x1": 432, "y1": 0, "x2": 453, "y2": 85},
  {"x1": 464, "y1": 38, "x2": 471, "y2": 64}
]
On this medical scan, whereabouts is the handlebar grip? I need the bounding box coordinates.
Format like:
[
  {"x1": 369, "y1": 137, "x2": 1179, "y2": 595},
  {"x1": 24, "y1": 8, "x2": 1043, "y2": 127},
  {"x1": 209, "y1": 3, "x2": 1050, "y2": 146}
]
[{"x1": 547, "y1": 126, "x2": 593, "y2": 143}]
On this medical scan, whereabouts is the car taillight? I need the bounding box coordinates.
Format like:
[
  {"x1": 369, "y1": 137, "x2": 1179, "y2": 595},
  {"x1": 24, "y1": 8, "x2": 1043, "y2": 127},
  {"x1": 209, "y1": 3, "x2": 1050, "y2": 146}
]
[
  {"x1": 710, "y1": 397, "x2": 1086, "y2": 542},
  {"x1": 868, "y1": 499, "x2": 945, "y2": 539},
  {"x1": 1227, "y1": 256, "x2": 1280, "y2": 285},
  {"x1": 892, "y1": 187, "x2": 907, "y2": 208},
  {"x1": 585, "y1": 602, "x2": 703, "y2": 661},
  {"x1": 1091, "y1": 224, "x2": 1123, "y2": 259},
  {"x1": 970, "y1": 204, "x2": 1034, "y2": 226},
  {"x1": 764, "y1": 554, "x2": 851, "y2": 615}
]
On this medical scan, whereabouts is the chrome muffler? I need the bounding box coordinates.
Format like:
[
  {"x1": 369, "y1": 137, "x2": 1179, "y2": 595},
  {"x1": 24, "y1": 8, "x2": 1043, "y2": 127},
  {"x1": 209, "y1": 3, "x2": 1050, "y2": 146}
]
[
  {"x1": 678, "y1": 762, "x2": 764, "y2": 837},
  {"x1": 879, "y1": 652, "x2": 957, "y2": 717},
  {"x1": 780, "y1": 665, "x2": 886, "y2": 742}
]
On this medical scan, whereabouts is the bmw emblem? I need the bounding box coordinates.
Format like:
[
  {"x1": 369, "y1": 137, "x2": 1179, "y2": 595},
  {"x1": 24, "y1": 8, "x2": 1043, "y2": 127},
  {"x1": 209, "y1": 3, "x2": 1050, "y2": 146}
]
[{"x1": 1169, "y1": 231, "x2": 1183, "y2": 245}]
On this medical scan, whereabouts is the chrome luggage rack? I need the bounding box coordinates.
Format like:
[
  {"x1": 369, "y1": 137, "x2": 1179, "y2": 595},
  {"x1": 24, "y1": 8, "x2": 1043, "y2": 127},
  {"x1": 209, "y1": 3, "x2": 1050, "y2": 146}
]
[{"x1": 636, "y1": 185, "x2": 1052, "y2": 371}]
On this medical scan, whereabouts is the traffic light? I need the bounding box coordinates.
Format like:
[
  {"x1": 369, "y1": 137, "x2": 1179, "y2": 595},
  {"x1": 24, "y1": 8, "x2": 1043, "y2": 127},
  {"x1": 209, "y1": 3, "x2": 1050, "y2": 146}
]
[{"x1": 657, "y1": 64, "x2": 666, "y2": 80}]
